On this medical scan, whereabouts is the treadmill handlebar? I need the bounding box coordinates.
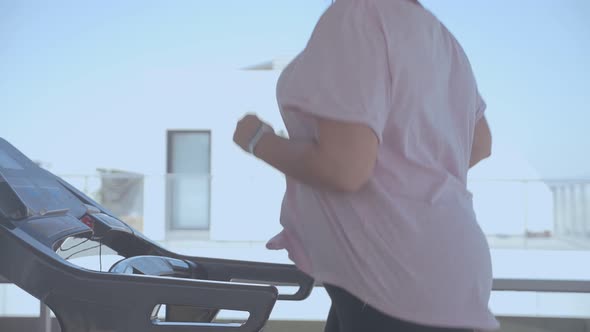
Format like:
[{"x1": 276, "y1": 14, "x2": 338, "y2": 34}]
[{"x1": 157, "y1": 253, "x2": 315, "y2": 302}]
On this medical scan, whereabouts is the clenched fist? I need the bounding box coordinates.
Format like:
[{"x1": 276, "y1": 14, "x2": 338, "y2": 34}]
[{"x1": 233, "y1": 113, "x2": 274, "y2": 153}]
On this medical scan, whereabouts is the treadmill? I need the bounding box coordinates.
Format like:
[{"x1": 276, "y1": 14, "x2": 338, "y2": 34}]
[{"x1": 0, "y1": 138, "x2": 314, "y2": 332}]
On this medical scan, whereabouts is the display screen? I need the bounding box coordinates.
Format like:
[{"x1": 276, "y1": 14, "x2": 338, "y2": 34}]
[{"x1": 0, "y1": 150, "x2": 24, "y2": 170}]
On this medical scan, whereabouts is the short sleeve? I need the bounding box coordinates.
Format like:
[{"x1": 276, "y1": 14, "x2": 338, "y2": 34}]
[
  {"x1": 475, "y1": 90, "x2": 487, "y2": 122},
  {"x1": 280, "y1": 0, "x2": 391, "y2": 142}
]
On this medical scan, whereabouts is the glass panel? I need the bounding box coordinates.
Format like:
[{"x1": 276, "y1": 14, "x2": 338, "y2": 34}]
[
  {"x1": 168, "y1": 174, "x2": 210, "y2": 230},
  {"x1": 170, "y1": 133, "x2": 210, "y2": 174},
  {"x1": 0, "y1": 150, "x2": 23, "y2": 170},
  {"x1": 168, "y1": 132, "x2": 211, "y2": 230}
]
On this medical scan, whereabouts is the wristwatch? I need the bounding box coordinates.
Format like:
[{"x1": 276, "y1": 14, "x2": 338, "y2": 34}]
[{"x1": 247, "y1": 122, "x2": 273, "y2": 155}]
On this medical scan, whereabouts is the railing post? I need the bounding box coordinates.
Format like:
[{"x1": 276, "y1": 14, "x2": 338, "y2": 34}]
[
  {"x1": 571, "y1": 184, "x2": 578, "y2": 236},
  {"x1": 551, "y1": 185, "x2": 559, "y2": 235},
  {"x1": 573, "y1": 184, "x2": 582, "y2": 236},
  {"x1": 582, "y1": 183, "x2": 588, "y2": 237},
  {"x1": 523, "y1": 180, "x2": 529, "y2": 241},
  {"x1": 557, "y1": 185, "x2": 567, "y2": 236},
  {"x1": 563, "y1": 184, "x2": 574, "y2": 236}
]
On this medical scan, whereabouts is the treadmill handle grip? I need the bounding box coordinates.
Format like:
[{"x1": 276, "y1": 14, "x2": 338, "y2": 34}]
[{"x1": 193, "y1": 258, "x2": 315, "y2": 301}]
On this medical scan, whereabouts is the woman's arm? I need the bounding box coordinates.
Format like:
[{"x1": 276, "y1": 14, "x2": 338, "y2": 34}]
[
  {"x1": 469, "y1": 116, "x2": 492, "y2": 168},
  {"x1": 234, "y1": 115, "x2": 379, "y2": 193}
]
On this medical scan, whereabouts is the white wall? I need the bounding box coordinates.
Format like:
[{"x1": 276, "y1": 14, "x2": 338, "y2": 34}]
[{"x1": 3, "y1": 68, "x2": 289, "y2": 242}]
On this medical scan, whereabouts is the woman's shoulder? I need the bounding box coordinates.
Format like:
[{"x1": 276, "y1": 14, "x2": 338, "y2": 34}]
[{"x1": 324, "y1": 0, "x2": 437, "y2": 31}]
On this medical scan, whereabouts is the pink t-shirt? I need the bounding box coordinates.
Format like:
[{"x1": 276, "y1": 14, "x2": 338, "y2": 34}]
[{"x1": 267, "y1": 0, "x2": 499, "y2": 330}]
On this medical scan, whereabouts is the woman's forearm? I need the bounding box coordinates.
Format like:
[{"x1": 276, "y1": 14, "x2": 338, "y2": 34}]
[
  {"x1": 253, "y1": 132, "x2": 353, "y2": 192},
  {"x1": 469, "y1": 117, "x2": 492, "y2": 168}
]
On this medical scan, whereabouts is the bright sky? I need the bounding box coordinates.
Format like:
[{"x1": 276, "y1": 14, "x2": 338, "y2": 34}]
[{"x1": 1, "y1": 0, "x2": 589, "y2": 178}]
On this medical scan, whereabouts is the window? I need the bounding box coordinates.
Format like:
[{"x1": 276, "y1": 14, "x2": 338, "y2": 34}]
[{"x1": 166, "y1": 130, "x2": 211, "y2": 231}]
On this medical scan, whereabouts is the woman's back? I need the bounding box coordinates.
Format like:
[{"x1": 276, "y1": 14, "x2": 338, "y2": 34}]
[
  {"x1": 376, "y1": 0, "x2": 484, "y2": 201},
  {"x1": 269, "y1": 0, "x2": 498, "y2": 329}
]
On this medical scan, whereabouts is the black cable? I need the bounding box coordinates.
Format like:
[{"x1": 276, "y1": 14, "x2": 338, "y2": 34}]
[
  {"x1": 59, "y1": 237, "x2": 91, "y2": 252},
  {"x1": 64, "y1": 244, "x2": 102, "y2": 260}
]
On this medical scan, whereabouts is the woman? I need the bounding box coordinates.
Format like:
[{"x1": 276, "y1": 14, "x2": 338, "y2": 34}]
[{"x1": 233, "y1": 0, "x2": 498, "y2": 331}]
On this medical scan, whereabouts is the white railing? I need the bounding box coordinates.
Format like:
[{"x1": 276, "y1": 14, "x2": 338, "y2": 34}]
[
  {"x1": 547, "y1": 179, "x2": 590, "y2": 238},
  {"x1": 55, "y1": 173, "x2": 590, "y2": 250}
]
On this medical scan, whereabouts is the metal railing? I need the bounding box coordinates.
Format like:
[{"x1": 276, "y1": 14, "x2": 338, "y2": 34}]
[
  {"x1": 56, "y1": 174, "x2": 590, "y2": 247},
  {"x1": 548, "y1": 180, "x2": 590, "y2": 238}
]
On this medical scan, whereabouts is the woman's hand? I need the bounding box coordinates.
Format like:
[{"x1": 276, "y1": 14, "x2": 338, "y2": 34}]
[
  {"x1": 233, "y1": 113, "x2": 274, "y2": 152},
  {"x1": 234, "y1": 114, "x2": 377, "y2": 192}
]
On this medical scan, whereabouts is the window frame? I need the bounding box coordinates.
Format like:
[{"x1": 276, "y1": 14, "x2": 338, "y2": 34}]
[{"x1": 165, "y1": 129, "x2": 212, "y2": 237}]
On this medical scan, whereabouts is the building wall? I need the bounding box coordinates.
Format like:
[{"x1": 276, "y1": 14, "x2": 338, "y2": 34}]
[{"x1": 3, "y1": 68, "x2": 289, "y2": 242}]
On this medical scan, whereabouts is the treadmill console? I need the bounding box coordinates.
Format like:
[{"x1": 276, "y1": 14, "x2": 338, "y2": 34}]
[{"x1": 0, "y1": 140, "x2": 91, "y2": 246}]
